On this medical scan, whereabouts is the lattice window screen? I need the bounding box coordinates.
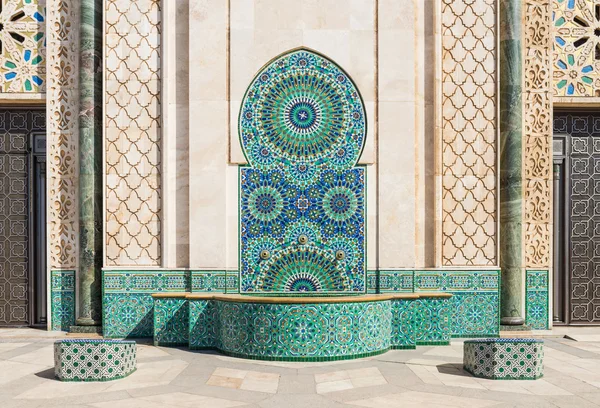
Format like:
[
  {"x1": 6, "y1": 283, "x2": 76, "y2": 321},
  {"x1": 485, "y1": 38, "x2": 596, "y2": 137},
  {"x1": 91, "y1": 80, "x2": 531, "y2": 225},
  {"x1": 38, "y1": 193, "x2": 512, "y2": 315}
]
[{"x1": 440, "y1": 0, "x2": 497, "y2": 266}]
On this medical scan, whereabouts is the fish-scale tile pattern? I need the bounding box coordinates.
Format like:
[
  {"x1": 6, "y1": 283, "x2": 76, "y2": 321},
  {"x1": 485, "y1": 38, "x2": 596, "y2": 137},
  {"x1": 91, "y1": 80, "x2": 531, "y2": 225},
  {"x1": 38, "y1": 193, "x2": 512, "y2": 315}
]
[
  {"x1": 441, "y1": 0, "x2": 497, "y2": 266},
  {"x1": 104, "y1": 0, "x2": 161, "y2": 266}
]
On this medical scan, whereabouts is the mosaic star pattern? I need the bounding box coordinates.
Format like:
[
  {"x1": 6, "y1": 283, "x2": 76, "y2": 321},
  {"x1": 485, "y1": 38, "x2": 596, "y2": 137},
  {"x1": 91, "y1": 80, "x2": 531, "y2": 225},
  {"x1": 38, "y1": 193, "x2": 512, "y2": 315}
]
[
  {"x1": 105, "y1": 0, "x2": 162, "y2": 266},
  {"x1": 155, "y1": 294, "x2": 452, "y2": 360},
  {"x1": 0, "y1": 0, "x2": 46, "y2": 93},
  {"x1": 50, "y1": 270, "x2": 75, "y2": 331},
  {"x1": 239, "y1": 49, "x2": 366, "y2": 294},
  {"x1": 553, "y1": 0, "x2": 600, "y2": 96},
  {"x1": 464, "y1": 338, "x2": 544, "y2": 380},
  {"x1": 440, "y1": 0, "x2": 498, "y2": 266},
  {"x1": 413, "y1": 270, "x2": 500, "y2": 337},
  {"x1": 526, "y1": 270, "x2": 549, "y2": 329},
  {"x1": 102, "y1": 270, "x2": 188, "y2": 338},
  {"x1": 54, "y1": 339, "x2": 136, "y2": 381}
]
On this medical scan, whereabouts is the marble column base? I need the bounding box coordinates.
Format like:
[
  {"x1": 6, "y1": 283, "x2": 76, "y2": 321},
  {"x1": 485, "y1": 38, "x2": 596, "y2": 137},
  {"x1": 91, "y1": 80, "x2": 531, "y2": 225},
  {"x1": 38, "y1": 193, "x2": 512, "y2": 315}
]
[{"x1": 500, "y1": 316, "x2": 525, "y2": 326}]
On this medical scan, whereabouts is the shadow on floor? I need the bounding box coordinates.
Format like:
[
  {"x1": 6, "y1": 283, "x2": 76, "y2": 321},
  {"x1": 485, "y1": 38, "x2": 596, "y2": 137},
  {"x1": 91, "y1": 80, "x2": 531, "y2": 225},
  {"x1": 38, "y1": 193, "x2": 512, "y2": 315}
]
[
  {"x1": 436, "y1": 363, "x2": 473, "y2": 377},
  {"x1": 35, "y1": 368, "x2": 56, "y2": 380}
]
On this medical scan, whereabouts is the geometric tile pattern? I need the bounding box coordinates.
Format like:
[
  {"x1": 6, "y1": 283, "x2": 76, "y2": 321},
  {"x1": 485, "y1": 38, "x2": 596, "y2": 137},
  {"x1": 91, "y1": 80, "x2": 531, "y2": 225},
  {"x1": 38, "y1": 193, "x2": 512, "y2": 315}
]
[
  {"x1": 0, "y1": 0, "x2": 46, "y2": 92},
  {"x1": 172, "y1": 295, "x2": 453, "y2": 361},
  {"x1": 390, "y1": 298, "x2": 415, "y2": 349},
  {"x1": 54, "y1": 339, "x2": 136, "y2": 382},
  {"x1": 554, "y1": 113, "x2": 600, "y2": 323},
  {"x1": 440, "y1": 0, "x2": 497, "y2": 266},
  {"x1": 526, "y1": 270, "x2": 549, "y2": 329},
  {"x1": 377, "y1": 271, "x2": 414, "y2": 293},
  {"x1": 215, "y1": 300, "x2": 391, "y2": 360},
  {"x1": 524, "y1": 0, "x2": 552, "y2": 269},
  {"x1": 413, "y1": 270, "x2": 500, "y2": 337},
  {"x1": 189, "y1": 299, "x2": 217, "y2": 350},
  {"x1": 239, "y1": 49, "x2": 366, "y2": 294},
  {"x1": 191, "y1": 271, "x2": 237, "y2": 293},
  {"x1": 102, "y1": 270, "x2": 188, "y2": 338},
  {"x1": 154, "y1": 297, "x2": 188, "y2": 346},
  {"x1": 413, "y1": 297, "x2": 452, "y2": 345},
  {"x1": 553, "y1": 0, "x2": 600, "y2": 96},
  {"x1": 0, "y1": 111, "x2": 35, "y2": 325},
  {"x1": 464, "y1": 338, "x2": 544, "y2": 380},
  {"x1": 50, "y1": 270, "x2": 75, "y2": 331},
  {"x1": 104, "y1": 0, "x2": 162, "y2": 266}
]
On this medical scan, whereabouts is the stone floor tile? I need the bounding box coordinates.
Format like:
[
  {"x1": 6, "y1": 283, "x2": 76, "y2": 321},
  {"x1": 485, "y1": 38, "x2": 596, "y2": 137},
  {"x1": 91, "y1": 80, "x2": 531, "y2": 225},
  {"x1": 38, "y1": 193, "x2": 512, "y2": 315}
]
[
  {"x1": 0, "y1": 361, "x2": 49, "y2": 386},
  {"x1": 350, "y1": 375, "x2": 387, "y2": 388},
  {"x1": 276, "y1": 374, "x2": 316, "y2": 394},
  {"x1": 240, "y1": 378, "x2": 279, "y2": 394},
  {"x1": 10, "y1": 345, "x2": 55, "y2": 367},
  {"x1": 91, "y1": 398, "x2": 181, "y2": 408},
  {"x1": 314, "y1": 370, "x2": 350, "y2": 383},
  {"x1": 214, "y1": 367, "x2": 249, "y2": 379},
  {"x1": 346, "y1": 367, "x2": 381, "y2": 378},
  {"x1": 355, "y1": 391, "x2": 501, "y2": 407},
  {"x1": 106, "y1": 360, "x2": 189, "y2": 391},
  {"x1": 140, "y1": 391, "x2": 248, "y2": 407},
  {"x1": 257, "y1": 393, "x2": 348, "y2": 408},
  {"x1": 207, "y1": 375, "x2": 244, "y2": 389},
  {"x1": 15, "y1": 381, "x2": 112, "y2": 400},
  {"x1": 315, "y1": 379, "x2": 354, "y2": 394}
]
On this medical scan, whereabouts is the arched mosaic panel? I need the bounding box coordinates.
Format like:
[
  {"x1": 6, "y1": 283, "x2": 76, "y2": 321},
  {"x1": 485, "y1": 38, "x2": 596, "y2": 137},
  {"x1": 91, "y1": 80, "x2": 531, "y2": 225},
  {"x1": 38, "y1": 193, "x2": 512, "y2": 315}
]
[
  {"x1": 0, "y1": 0, "x2": 46, "y2": 93},
  {"x1": 553, "y1": 0, "x2": 600, "y2": 96},
  {"x1": 239, "y1": 49, "x2": 366, "y2": 294}
]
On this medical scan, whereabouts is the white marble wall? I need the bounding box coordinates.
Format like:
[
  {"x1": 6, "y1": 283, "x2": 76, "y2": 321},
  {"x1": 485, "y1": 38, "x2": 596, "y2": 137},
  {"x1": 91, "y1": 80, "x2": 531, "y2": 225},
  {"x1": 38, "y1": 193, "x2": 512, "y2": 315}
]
[{"x1": 161, "y1": 0, "x2": 438, "y2": 270}]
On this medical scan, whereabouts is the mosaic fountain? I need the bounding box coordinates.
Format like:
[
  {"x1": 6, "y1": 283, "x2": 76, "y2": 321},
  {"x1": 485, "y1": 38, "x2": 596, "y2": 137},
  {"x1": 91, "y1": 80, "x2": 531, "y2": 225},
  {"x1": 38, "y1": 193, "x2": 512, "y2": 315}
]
[{"x1": 105, "y1": 49, "x2": 454, "y2": 361}]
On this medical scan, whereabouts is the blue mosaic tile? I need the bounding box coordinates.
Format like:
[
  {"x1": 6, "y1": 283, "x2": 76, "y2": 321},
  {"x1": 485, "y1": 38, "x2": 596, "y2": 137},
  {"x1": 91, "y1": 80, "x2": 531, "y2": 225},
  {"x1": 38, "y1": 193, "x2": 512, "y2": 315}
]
[
  {"x1": 239, "y1": 49, "x2": 367, "y2": 295},
  {"x1": 189, "y1": 300, "x2": 218, "y2": 349},
  {"x1": 51, "y1": 270, "x2": 75, "y2": 331},
  {"x1": 414, "y1": 270, "x2": 500, "y2": 337},
  {"x1": 391, "y1": 298, "x2": 415, "y2": 348},
  {"x1": 103, "y1": 293, "x2": 154, "y2": 338},
  {"x1": 526, "y1": 270, "x2": 549, "y2": 330},
  {"x1": 191, "y1": 271, "x2": 227, "y2": 292},
  {"x1": 378, "y1": 271, "x2": 414, "y2": 293},
  {"x1": 154, "y1": 297, "x2": 188, "y2": 346},
  {"x1": 413, "y1": 297, "x2": 452, "y2": 345},
  {"x1": 102, "y1": 270, "x2": 188, "y2": 338}
]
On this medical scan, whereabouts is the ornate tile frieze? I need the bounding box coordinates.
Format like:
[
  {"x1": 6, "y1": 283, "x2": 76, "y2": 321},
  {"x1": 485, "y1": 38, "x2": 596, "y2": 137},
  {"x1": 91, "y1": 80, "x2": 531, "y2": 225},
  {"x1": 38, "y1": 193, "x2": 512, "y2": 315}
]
[
  {"x1": 440, "y1": 0, "x2": 498, "y2": 266},
  {"x1": 154, "y1": 297, "x2": 188, "y2": 346},
  {"x1": 0, "y1": 0, "x2": 46, "y2": 92},
  {"x1": 104, "y1": 0, "x2": 162, "y2": 266},
  {"x1": 239, "y1": 49, "x2": 366, "y2": 294},
  {"x1": 50, "y1": 270, "x2": 75, "y2": 331}
]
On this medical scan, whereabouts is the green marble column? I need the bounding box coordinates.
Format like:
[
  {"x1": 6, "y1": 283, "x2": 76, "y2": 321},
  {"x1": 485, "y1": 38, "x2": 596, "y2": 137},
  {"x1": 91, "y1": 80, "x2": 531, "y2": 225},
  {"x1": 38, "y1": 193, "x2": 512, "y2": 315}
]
[
  {"x1": 499, "y1": 0, "x2": 524, "y2": 325},
  {"x1": 75, "y1": 0, "x2": 103, "y2": 329}
]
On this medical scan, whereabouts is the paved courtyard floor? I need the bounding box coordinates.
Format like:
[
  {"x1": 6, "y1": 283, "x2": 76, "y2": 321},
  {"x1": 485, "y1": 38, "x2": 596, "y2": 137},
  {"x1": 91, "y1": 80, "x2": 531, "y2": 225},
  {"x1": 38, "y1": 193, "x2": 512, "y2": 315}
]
[{"x1": 0, "y1": 328, "x2": 599, "y2": 408}]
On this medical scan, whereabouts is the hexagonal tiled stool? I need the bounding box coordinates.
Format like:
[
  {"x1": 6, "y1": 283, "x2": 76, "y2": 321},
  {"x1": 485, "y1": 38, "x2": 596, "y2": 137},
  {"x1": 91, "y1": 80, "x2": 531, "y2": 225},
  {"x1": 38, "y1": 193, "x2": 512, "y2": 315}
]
[
  {"x1": 464, "y1": 338, "x2": 543, "y2": 380},
  {"x1": 54, "y1": 339, "x2": 137, "y2": 381}
]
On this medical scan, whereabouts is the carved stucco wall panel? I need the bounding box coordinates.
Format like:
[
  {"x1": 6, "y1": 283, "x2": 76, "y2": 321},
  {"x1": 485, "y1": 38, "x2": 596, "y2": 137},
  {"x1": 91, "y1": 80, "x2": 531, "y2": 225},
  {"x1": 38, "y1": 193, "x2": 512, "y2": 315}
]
[
  {"x1": 47, "y1": 0, "x2": 79, "y2": 269},
  {"x1": 104, "y1": 0, "x2": 162, "y2": 266},
  {"x1": 440, "y1": 0, "x2": 498, "y2": 266},
  {"x1": 524, "y1": 0, "x2": 552, "y2": 269}
]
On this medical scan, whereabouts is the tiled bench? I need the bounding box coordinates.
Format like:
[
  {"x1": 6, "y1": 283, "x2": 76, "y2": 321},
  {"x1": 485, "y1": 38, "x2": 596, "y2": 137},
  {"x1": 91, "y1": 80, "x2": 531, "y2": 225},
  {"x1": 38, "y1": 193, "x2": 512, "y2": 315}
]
[
  {"x1": 54, "y1": 339, "x2": 137, "y2": 381},
  {"x1": 464, "y1": 338, "x2": 544, "y2": 380}
]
